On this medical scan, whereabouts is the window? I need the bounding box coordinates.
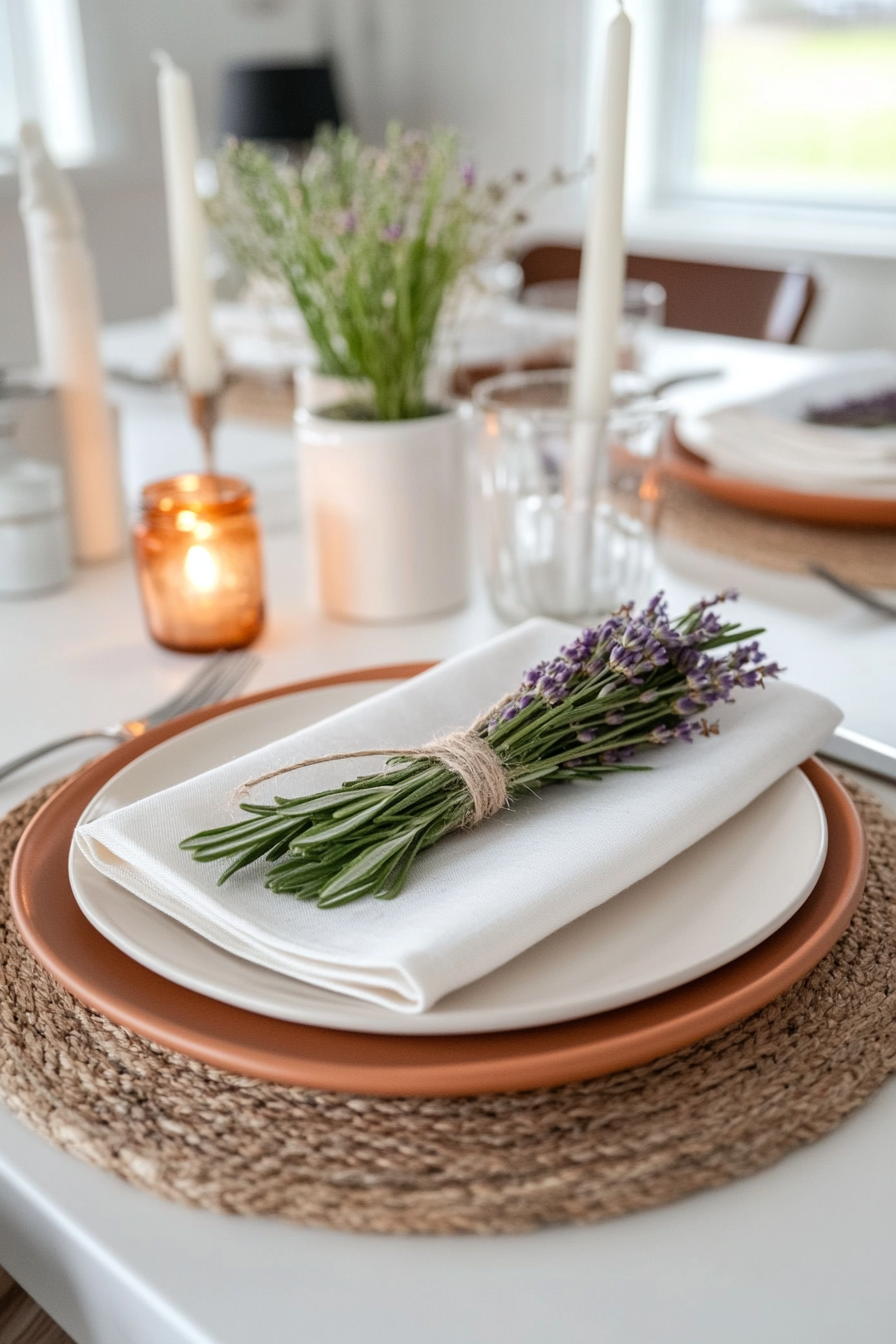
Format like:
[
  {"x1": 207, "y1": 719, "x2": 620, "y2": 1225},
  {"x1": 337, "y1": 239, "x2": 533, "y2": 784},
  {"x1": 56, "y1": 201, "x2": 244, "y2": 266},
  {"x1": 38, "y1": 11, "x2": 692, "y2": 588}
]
[
  {"x1": 653, "y1": 0, "x2": 896, "y2": 213},
  {"x1": 0, "y1": 0, "x2": 94, "y2": 169}
]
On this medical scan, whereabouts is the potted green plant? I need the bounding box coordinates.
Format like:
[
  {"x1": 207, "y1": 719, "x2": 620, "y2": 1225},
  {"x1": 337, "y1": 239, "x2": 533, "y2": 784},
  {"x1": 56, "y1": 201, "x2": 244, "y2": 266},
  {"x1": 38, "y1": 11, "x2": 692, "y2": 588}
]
[{"x1": 211, "y1": 123, "x2": 516, "y2": 621}]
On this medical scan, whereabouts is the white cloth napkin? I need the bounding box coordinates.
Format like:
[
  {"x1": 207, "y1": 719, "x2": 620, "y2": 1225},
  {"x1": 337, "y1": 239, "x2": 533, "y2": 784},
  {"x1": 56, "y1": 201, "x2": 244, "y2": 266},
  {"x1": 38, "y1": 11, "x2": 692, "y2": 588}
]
[
  {"x1": 76, "y1": 620, "x2": 841, "y2": 1014},
  {"x1": 677, "y1": 351, "x2": 896, "y2": 496}
]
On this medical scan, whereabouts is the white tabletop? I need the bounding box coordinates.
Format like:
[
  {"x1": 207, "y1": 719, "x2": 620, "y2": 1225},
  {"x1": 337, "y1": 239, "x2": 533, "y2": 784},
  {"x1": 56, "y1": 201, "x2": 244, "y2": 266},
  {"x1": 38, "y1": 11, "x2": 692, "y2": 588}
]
[{"x1": 2, "y1": 327, "x2": 895, "y2": 1344}]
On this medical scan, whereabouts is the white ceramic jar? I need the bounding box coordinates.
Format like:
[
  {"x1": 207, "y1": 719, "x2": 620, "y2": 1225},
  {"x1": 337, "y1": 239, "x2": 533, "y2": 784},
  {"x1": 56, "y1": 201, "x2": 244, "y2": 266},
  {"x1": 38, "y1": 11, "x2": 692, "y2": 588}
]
[
  {"x1": 296, "y1": 407, "x2": 469, "y2": 622},
  {"x1": 0, "y1": 452, "x2": 71, "y2": 596}
]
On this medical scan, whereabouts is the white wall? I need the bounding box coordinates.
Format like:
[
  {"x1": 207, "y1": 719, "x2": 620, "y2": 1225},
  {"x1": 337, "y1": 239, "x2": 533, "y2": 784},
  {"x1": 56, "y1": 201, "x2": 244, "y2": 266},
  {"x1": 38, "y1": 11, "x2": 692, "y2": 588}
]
[{"x1": 1, "y1": 0, "x2": 895, "y2": 367}]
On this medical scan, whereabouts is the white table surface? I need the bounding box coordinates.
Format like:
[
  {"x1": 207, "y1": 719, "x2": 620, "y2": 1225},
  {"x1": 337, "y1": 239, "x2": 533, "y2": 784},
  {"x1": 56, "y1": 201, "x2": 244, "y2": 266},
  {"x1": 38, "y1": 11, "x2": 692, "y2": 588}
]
[{"x1": 2, "y1": 327, "x2": 895, "y2": 1344}]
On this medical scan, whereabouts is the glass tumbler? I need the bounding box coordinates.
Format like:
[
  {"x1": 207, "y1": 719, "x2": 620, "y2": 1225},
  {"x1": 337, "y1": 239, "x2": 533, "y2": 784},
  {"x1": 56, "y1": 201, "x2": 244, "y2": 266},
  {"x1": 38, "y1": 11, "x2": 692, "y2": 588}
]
[
  {"x1": 474, "y1": 369, "x2": 665, "y2": 624},
  {"x1": 619, "y1": 279, "x2": 666, "y2": 372},
  {"x1": 133, "y1": 473, "x2": 265, "y2": 652}
]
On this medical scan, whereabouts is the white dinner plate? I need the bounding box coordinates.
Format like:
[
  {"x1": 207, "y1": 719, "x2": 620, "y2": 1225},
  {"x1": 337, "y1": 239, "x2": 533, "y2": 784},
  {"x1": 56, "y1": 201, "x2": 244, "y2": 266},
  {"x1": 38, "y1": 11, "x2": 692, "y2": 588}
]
[{"x1": 69, "y1": 680, "x2": 828, "y2": 1036}]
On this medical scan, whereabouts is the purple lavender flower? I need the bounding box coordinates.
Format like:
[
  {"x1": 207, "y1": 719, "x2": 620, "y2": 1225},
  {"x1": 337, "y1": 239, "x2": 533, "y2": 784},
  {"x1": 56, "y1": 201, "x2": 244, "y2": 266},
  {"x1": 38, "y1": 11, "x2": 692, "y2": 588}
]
[
  {"x1": 461, "y1": 160, "x2": 476, "y2": 188},
  {"x1": 341, "y1": 210, "x2": 357, "y2": 234},
  {"x1": 382, "y1": 221, "x2": 403, "y2": 242}
]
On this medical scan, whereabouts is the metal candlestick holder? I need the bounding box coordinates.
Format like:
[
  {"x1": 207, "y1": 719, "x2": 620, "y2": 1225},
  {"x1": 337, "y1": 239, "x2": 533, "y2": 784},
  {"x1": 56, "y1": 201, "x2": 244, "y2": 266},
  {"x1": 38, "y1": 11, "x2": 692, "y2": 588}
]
[{"x1": 188, "y1": 389, "x2": 222, "y2": 475}]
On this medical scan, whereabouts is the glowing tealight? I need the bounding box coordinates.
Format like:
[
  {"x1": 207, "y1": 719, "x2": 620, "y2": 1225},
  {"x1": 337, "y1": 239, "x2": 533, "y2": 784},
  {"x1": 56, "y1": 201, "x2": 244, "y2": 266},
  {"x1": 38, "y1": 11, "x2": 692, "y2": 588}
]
[{"x1": 134, "y1": 473, "x2": 264, "y2": 652}]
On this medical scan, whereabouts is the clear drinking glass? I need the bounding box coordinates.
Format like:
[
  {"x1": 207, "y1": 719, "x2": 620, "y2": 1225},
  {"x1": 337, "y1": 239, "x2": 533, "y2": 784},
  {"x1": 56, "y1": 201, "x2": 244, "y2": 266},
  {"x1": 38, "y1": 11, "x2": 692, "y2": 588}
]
[
  {"x1": 474, "y1": 369, "x2": 665, "y2": 624},
  {"x1": 619, "y1": 279, "x2": 666, "y2": 372},
  {"x1": 518, "y1": 277, "x2": 666, "y2": 374}
]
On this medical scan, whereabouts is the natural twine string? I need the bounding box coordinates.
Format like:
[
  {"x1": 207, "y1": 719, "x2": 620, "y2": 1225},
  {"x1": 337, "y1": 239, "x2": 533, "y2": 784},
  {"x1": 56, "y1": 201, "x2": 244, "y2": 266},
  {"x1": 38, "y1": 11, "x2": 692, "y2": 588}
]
[
  {"x1": 235, "y1": 712, "x2": 511, "y2": 828},
  {"x1": 1, "y1": 774, "x2": 894, "y2": 1235}
]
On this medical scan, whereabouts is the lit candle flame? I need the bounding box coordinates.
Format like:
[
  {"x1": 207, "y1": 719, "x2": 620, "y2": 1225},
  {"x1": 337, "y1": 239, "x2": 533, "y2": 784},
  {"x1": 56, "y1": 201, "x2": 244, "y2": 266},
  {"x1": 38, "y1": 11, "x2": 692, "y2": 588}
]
[{"x1": 184, "y1": 544, "x2": 217, "y2": 591}]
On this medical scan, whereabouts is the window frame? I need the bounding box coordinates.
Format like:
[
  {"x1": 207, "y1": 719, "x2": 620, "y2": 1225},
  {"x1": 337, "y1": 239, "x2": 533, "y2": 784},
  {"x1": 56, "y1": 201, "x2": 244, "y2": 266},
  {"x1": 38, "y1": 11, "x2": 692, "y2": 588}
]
[
  {"x1": 0, "y1": 0, "x2": 95, "y2": 170},
  {"x1": 645, "y1": 0, "x2": 896, "y2": 219}
]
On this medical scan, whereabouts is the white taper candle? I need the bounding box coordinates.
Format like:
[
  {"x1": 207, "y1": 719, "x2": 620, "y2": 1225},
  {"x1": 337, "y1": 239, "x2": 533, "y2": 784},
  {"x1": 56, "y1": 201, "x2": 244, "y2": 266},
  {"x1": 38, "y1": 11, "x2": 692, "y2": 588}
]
[
  {"x1": 154, "y1": 52, "x2": 222, "y2": 395},
  {"x1": 571, "y1": 2, "x2": 632, "y2": 422}
]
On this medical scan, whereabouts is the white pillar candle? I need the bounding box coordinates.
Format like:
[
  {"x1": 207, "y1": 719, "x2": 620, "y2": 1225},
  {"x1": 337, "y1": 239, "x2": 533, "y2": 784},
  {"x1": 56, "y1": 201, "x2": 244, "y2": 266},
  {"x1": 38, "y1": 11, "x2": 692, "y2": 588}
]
[
  {"x1": 154, "y1": 52, "x2": 222, "y2": 395},
  {"x1": 572, "y1": 2, "x2": 632, "y2": 422},
  {"x1": 18, "y1": 122, "x2": 126, "y2": 563}
]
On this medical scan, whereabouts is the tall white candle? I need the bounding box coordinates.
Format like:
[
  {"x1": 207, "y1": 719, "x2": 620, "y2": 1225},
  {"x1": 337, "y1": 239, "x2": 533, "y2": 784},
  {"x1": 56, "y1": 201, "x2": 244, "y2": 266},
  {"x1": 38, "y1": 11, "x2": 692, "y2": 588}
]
[
  {"x1": 572, "y1": 2, "x2": 632, "y2": 422},
  {"x1": 18, "y1": 121, "x2": 126, "y2": 563},
  {"x1": 154, "y1": 52, "x2": 221, "y2": 395}
]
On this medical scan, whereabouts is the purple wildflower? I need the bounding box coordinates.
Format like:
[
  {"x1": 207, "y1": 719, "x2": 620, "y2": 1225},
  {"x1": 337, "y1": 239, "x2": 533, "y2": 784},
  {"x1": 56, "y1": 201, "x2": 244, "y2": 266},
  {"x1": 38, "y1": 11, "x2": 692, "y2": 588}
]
[
  {"x1": 461, "y1": 160, "x2": 476, "y2": 188},
  {"x1": 382, "y1": 221, "x2": 403, "y2": 242}
]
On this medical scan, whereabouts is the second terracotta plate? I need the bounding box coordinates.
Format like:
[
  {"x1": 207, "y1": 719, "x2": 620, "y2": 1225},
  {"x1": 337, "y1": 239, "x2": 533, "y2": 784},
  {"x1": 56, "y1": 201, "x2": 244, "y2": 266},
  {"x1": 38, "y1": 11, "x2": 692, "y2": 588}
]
[
  {"x1": 10, "y1": 667, "x2": 867, "y2": 1097},
  {"x1": 665, "y1": 424, "x2": 896, "y2": 528}
]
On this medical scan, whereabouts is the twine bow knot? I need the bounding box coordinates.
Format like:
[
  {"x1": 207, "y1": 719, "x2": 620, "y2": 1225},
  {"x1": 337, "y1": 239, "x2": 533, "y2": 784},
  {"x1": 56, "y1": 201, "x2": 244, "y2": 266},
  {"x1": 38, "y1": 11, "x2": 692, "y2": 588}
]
[{"x1": 233, "y1": 708, "x2": 512, "y2": 826}]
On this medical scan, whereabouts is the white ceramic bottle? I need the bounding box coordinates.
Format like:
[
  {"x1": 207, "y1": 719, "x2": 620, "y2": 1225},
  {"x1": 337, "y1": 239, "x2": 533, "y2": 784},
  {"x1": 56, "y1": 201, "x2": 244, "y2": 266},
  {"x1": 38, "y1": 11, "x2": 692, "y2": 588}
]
[{"x1": 18, "y1": 122, "x2": 126, "y2": 563}]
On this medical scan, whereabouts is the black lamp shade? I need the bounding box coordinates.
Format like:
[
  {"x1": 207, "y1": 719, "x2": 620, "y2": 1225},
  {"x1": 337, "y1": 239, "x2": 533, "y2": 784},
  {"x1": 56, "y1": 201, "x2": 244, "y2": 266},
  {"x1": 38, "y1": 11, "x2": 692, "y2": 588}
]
[{"x1": 221, "y1": 62, "x2": 342, "y2": 145}]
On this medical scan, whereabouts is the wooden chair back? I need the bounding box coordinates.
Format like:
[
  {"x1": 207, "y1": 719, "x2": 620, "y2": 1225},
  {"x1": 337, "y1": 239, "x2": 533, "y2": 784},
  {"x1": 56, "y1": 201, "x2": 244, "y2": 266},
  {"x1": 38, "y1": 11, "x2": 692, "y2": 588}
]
[{"x1": 516, "y1": 244, "x2": 817, "y2": 344}]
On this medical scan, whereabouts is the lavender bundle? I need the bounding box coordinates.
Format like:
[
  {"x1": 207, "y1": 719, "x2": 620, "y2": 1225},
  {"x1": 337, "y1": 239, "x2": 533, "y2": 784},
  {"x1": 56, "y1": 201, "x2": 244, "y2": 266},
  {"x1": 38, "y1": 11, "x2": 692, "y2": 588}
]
[
  {"x1": 806, "y1": 387, "x2": 896, "y2": 429},
  {"x1": 180, "y1": 592, "x2": 780, "y2": 907}
]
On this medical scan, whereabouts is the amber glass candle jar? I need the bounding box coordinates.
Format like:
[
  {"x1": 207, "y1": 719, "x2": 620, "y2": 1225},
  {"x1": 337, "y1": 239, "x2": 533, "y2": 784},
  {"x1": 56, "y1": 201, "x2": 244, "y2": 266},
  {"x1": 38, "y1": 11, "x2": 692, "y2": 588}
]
[{"x1": 133, "y1": 474, "x2": 264, "y2": 652}]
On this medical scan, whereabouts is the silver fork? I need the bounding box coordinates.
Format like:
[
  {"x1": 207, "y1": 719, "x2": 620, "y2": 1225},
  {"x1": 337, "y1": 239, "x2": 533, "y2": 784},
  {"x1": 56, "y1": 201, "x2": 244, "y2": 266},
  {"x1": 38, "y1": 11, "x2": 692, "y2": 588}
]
[
  {"x1": 809, "y1": 565, "x2": 896, "y2": 620},
  {"x1": 0, "y1": 650, "x2": 260, "y2": 784}
]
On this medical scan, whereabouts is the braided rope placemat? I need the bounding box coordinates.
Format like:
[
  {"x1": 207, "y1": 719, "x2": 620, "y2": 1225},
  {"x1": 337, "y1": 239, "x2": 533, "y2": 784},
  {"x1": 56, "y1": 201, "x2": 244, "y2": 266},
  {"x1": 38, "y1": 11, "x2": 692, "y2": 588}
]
[
  {"x1": 660, "y1": 479, "x2": 896, "y2": 588},
  {"x1": 1, "y1": 777, "x2": 894, "y2": 1235}
]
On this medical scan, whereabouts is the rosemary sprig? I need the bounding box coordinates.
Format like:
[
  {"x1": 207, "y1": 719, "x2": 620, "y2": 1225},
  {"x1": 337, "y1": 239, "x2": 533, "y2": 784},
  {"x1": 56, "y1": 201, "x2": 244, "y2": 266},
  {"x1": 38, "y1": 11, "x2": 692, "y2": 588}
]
[{"x1": 179, "y1": 591, "x2": 780, "y2": 907}]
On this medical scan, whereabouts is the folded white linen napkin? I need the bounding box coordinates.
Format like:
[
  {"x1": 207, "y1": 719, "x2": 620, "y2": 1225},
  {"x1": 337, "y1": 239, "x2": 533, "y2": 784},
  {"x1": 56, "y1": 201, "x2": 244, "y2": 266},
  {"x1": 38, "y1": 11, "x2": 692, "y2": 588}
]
[
  {"x1": 677, "y1": 351, "x2": 896, "y2": 496},
  {"x1": 76, "y1": 620, "x2": 841, "y2": 1014}
]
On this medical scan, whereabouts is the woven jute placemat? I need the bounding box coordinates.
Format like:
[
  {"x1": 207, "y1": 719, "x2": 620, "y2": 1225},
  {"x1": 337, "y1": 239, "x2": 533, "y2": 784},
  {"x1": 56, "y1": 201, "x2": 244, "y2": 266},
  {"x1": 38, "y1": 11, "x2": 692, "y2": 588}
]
[
  {"x1": 660, "y1": 479, "x2": 896, "y2": 588},
  {"x1": 1, "y1": 778, "x2": 894, "y2": 1235}
]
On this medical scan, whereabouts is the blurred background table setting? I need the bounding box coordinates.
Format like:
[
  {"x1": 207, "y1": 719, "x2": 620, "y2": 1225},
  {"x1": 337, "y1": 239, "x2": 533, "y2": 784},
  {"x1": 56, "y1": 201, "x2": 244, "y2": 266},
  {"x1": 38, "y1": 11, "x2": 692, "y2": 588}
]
[{"x1": 1, "y1": 2, "x2": 896, "y2": 1343}]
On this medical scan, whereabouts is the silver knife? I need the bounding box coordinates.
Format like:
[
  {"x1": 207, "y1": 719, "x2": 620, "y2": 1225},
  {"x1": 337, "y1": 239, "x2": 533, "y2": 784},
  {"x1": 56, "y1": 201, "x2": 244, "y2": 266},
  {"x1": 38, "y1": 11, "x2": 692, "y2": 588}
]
[{"x1": 818, "y1": 726, "x2": 896, "y2": 783}]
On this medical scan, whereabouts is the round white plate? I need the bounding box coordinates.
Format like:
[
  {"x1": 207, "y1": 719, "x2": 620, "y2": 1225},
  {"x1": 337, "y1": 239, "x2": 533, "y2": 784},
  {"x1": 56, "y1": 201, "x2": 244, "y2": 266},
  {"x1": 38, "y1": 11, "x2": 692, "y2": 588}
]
[{"x1": 69, "y1": 680, "x2": 828, "y2": 1036}]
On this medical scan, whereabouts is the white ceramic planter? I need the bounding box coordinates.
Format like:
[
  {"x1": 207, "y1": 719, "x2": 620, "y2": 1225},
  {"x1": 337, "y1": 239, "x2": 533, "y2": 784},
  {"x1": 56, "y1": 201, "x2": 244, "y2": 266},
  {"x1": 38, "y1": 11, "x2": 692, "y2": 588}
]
[{"x1": 296, "y1": 406, "x2": 469, "y2": 622}]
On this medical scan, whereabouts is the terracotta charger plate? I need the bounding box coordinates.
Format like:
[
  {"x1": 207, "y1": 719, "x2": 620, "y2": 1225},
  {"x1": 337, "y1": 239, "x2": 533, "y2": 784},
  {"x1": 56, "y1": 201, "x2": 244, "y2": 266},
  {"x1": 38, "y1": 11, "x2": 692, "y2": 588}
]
[
  {"x1": 10, "y1": 665, "x2": 868, "y2": 1098},
  {"x1": 665, "y1": 422, "x2": 896, "y2": 529}
]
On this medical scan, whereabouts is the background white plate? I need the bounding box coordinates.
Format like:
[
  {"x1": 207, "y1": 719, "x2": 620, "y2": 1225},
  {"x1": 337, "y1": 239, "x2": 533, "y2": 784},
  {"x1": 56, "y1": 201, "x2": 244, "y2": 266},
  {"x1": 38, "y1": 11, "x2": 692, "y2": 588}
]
[{"x1": 70, "y1": 681, "x2": 828, "y2": 1036}]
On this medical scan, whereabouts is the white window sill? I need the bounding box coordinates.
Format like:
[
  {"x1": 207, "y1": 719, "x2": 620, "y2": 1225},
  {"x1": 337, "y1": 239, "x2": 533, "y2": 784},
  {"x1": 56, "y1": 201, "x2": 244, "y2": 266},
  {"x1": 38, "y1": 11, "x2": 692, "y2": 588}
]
[{"x1": 626, "y1": 203, "x2": 896, "y2": 263}]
